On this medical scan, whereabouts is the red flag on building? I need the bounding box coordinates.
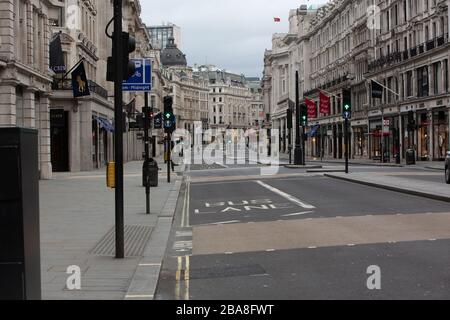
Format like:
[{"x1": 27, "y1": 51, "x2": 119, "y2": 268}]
[
  {"x1": 305, "y1": 98, "x2": 317, "y2": 119},
  {"x1": 319, "y1": 91, "x2": 330, "y2": 115},
  {"x1": 273, "y1": 17, "x2": 281, "y2": 22}
]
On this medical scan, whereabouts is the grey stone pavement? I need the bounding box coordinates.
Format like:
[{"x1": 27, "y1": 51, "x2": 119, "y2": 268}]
[
  {"x1": 39, "y1": 157, "x2": 182, "y2": 300},
  {"x1": 325, "y1": 171, "x2": 450, "y2": 203},
  {"x1": 278, "y1": 152, "x2": 445, "y2": 170}
]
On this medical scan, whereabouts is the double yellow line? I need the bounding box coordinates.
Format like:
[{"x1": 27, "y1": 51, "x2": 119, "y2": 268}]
[
  {"x1": 175, "y1": 255, "x2": 190, "y2": 300},
  {"x1": 175, "y1": 177, "x2": 191, "y2": 300}
]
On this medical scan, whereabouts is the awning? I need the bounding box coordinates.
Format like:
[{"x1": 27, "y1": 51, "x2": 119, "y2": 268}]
[{"x1": 93, "y1": 115, "x2": 115, "y2": 132}]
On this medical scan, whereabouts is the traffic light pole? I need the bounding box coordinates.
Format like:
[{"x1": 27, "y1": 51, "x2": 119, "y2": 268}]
[
  {"x1": 302, "y1": 126, "x2": 306, "y2": 166},
  {"x1": 344, "y1": 118, "x2": 349, "y2": 174},
  {"x1": 167, "y1": 133, "x2": 171, "y2": 183},
  {"x1": 288, "y1": 128, "x2": 292, "y2": 165},
  {"x1": 143, "y1": 93, "x2": 150, "y2": 215},
  {"x1": 113, "y1": 0, "x2": 124, "y2": 259},
  {"x1": 294, "y1": 71, "x2": 302, "y2": 166}
]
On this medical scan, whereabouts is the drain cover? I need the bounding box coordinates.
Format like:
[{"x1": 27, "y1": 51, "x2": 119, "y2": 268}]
[{"x1": 90, "y1": 225, "x2": 153, "y2": 257}]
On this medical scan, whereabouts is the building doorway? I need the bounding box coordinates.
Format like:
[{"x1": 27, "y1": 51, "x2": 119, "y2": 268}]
[{"x1": 50, "y1": 109, "x2": 69, "y2": 172}]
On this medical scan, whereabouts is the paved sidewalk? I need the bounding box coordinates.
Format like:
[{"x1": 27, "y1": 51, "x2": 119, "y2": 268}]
[
  {"x1": 278, "y1": 152, "x2": 445, "y2": 170},
  {"x1": 325, "y1": 171, "x2": 450, "y2": 203},
  {"x1": 40, "y1": 159, "x2": 182, "y2": 300}
]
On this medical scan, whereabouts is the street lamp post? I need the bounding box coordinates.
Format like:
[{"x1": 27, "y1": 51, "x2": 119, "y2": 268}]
[{"x1": 113, "y1": 0, "x2": 124, "y2": 259}]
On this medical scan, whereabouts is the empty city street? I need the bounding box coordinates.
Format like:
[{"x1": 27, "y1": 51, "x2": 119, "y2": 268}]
[{"x1": 156, "y1": 163, "x2": 450, "y2": 300}]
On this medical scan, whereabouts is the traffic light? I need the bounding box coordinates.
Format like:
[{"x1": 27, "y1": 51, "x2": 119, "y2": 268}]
[
  {"x1": 163, "y1": 96, "x2": 176, "y2": 133},
  {"x1": 342, "y1": 89, "x2": 351, "y2": 119},
  {"x1": 300, "y1": 103, "x2": 308, "y2": 127},
  {"x1": 107, "y1": 32, "x2": 136, "y2": 82}
]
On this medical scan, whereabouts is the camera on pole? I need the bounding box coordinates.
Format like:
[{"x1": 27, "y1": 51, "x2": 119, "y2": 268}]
[{"x1": 107, "y1": 32, "x2": 136, "y2": 82}]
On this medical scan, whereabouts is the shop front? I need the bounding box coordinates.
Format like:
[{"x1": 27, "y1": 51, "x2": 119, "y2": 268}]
[
  {"x1": 432, "y1": 109, "x2": 448, "y2": 161},
  {"x1": 352, "y1": 125, "x2": 368, "y2": 159},
  {"x1": 417, "y1": 112, "x2": 431, "y2": 161},
  {"x1": 370, "y1": 116, "x2": 402, "y2": 162}
]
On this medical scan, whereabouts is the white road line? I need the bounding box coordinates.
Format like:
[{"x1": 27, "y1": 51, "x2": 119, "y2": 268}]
[
  {"x1": 255, "y1": 180, "x2": 316, "y2": 209},
  {"x1": 125, "y1": 295, "x2": 154, "y2": 299},
  {"x1": 198, "y1": 220, "x2": 240, "y2": 227},
  {"x1": 282, "y1": 211, "x2": 314, "y2": 217}
]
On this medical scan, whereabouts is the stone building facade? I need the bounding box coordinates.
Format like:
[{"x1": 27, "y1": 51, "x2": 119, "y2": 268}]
[
  {"x1": 264, "y1": 0, "x2": 450, "y2": 162},
  {"x1": 194, "y1": 65, "x2": 253, "y2": 132},
  {"x1": 0, "y1": 0, "x2": 53, "y2": 179}
]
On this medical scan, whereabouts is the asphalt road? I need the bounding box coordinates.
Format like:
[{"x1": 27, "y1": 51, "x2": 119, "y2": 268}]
[{"x1": 155, "y1": 164, "x2": 450, "y2": 300}]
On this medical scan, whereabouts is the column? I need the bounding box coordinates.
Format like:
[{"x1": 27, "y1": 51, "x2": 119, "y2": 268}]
[
  {"x1": 0, "y1": 83, "x2": 16, "y2": 125},
  {"x1": 23, "y1": 89, "x2": 36, "y2": 128},
  {"x1": 80, "y1": 101, "x2": 92, "y2": 171},
  {"x1": 412, "y1": 69, "x2": 418, "y2": 97},
  {"x1": 428, "y1": 64, "x2": 433, "y2": 96},
  {"x1": 0, "y1": 0, "x2": 14, "y2": 61},
  {"x1": 441, "y1": 59, "x2": 446, "y2": 94},
  {"x1": 38, "y1": 94, "x2": 52, "y2": 179},
  {"x1": 399, "y1": 115, "x2": 404, "y2": 161},
  {"x1": 350, "y1": 125, "x2": 355, "y2": 159}
]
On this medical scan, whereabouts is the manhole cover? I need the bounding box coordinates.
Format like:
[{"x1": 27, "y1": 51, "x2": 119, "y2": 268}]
[{"x1": 90, "y1": 225, "x2": 153, "y2": 257}]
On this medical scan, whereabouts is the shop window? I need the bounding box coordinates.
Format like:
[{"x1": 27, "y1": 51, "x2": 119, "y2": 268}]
[
  {"x1": 434, "y1": 110, "x2": 448, "y2": 160},
  {"x1": 417, "y1": 67, "x2": 429, "y2": 97},
  {"x1": 418, "y1": 113, "x2": 430, "y2": 160}
]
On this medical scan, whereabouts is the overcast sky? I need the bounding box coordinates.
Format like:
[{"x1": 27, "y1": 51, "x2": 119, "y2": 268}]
[{"x1": 140, "y1": 0, "x2": 326, "y2": 78}]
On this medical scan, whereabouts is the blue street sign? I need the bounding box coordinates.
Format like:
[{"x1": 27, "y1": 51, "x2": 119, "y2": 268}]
[{"x1": 123, "y1": 59, "x2": 152, "y2": 92}]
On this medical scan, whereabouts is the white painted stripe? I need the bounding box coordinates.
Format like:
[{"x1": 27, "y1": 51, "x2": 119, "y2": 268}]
[
  {"x1": 125, "y1": 295, "x2": 154, "y2": 299},
  {"x1": 282, "y1": 211, "x2": 314, "y2": 217},
  {"x1": 138, "y1": 263, "x2": 161, "y2": 267},
  {"x1": 198, "y1": 220, "x2": 240, "y2": 227},
  {"x1": 256, "y1": 180, "x2": 316, "y2": 209}
]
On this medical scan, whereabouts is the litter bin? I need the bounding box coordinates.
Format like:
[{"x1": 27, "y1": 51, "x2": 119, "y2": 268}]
[
  {"x1": 406, "y1": 149, "x2": 416, "y2": 165},
  {"x1": 143, "y1": 159, "x2": 159, "y2": 187}
]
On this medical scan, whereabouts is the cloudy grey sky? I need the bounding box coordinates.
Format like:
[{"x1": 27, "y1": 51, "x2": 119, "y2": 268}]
[{"x1": 140, "y1": 0, "x2": 325, "y2": 78}]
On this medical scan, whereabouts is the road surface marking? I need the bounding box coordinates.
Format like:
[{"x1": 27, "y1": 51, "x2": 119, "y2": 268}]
[
  {"x1": 255, "y1": 180, "x2": 316, "y2": 209},
  {"x1": 176, "y1": 231, "x2": 192, "y2": 237},
  {"x1": 125, "y1": 295, "x2": 154, "y2": 299},
  {"x1": 175, "y1": 256, "x2": 182, "y2": 300},
  {"x1": 181, "y1": 177, "x2": 191, "y2": 228},
  {"x1": 185, "y1": 256, "x2": 190, "y2": 300},
  {"x1": 186, "y1": 179, "x2": 191, "y2": 227},
  {"x1": 282, "y1": 211, "x2": 314, "y2": 217},
  {"x1": 139, "y1": 263, "x2": 161, "y2": 267},
  {"x1": 198, "y1": 220, "x2": 240, "y2": 227}
]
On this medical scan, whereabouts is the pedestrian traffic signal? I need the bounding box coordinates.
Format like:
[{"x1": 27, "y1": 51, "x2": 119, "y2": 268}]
[
  {"x1": 342, "y1": 89, "x2": 351, "y2": 119},
  {"x1": 106, "y1": 32, "x2": 136, "y2": 82},
  {"x1": 163, "y1": 96, "x2": 176, "y2": 133},
  {"x1": 300, "y1": 103, "x2": 308, "y2": 127}
]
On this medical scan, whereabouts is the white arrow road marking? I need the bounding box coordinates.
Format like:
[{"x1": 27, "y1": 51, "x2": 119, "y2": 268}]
[
  {"x1": 255, "y1": 180, "x2": 316, "y2": 209},
  {"x1": 282, "y1": 211, "x2": 314, "y2": 217},
  {"x1": 197, "y1": 220, "x2": 241, "y2": 227}
]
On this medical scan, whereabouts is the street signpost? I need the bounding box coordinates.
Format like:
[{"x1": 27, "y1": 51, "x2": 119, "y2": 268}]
[
  {"x1": 123, "y1": 59, "x2": 152, "y2": 92},
  {"x1": 123, "y1": 58, "x2": 153, "y2": 215}
]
